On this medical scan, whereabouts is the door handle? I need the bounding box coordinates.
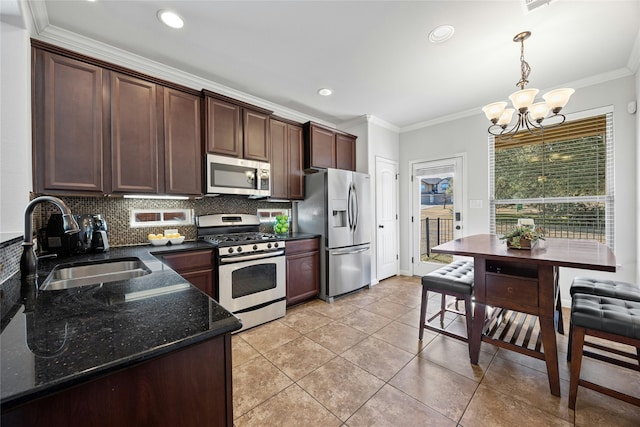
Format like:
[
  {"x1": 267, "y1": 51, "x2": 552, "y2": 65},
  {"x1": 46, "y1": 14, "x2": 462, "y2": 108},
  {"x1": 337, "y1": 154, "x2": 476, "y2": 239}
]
[
  {"x1": 378, "y1": 225, "x2": 384, "y2": 228},
  {"x1": 456, "y1": 225, "x2": 461, "y2": 230}
]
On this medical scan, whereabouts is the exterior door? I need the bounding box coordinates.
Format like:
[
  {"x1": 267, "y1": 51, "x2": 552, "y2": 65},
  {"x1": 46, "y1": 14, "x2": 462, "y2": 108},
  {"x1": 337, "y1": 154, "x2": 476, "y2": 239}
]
[
  {"x1": 412, "y1": 155, "x2": 464, "y2": 276},
  {"x1": 375, "y1": 157, "x2": 398, "y2": 281}
]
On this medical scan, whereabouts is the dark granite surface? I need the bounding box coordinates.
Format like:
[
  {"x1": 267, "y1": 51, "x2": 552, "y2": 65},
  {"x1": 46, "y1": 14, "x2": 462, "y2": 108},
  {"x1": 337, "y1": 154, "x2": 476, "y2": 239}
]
[{"x1": 0, "y1": 241, "x2": 241, "y2": 409}]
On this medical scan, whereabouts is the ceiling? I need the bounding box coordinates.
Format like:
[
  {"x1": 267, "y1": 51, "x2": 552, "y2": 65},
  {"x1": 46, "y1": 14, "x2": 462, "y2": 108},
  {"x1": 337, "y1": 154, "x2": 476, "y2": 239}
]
[{"x1": 22, "y1": 0, "x2": 640, "y2": 130}]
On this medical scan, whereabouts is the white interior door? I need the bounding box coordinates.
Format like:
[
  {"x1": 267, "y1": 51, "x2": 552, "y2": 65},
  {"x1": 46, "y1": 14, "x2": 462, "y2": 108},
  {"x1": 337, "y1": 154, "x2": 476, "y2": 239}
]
[
  {"x1": 375, "y1": 157, "x2": 398, "y2": 280},
  {"x1": 412, "y1": 155, "x2": 464, "y2": 276}
]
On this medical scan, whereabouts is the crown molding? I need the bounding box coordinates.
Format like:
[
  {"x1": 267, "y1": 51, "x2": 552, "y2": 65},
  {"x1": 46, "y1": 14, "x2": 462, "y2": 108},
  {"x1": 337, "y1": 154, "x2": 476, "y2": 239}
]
[
  {"x1": 338, "y1": 115, "x2": 400, "y2": 133},
  {"x1": 627, "y1": 28, "x2": 640, "y2": 73}
]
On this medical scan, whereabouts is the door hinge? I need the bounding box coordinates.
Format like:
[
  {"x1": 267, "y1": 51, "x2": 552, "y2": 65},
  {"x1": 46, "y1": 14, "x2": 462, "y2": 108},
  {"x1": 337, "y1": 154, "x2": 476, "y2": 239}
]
[
  {"x1": 396, "y1": 254, "x2": 399, "y2": 260},
  {"x1": 411, "y1": 175, "x2": 414, "y2": 182},
  {"x1": 411, "y1": 216, "x2": 414, "y2": 222},
  {"x1": 395, "y1": 214, "x2": 398, "y2": 220},
  {"x1": 395, "y1": 173, "x2": 399, "y2": 180},
  {"x1": 411, "y1": 256, "x2": 414, "y2": 263}
]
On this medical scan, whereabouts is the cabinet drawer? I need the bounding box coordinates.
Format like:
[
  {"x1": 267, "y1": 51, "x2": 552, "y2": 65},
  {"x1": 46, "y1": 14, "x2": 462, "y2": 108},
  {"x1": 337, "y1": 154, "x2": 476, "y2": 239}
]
[
  {"x1": 286, "y1": 238, "x2": 319, "y2": 255},
  {"x1": 485, "y1": 273, "x2": 538, "y2": 312},
  {"x1": 162, "y1": 250, "x2": 213, "y2": 272}
]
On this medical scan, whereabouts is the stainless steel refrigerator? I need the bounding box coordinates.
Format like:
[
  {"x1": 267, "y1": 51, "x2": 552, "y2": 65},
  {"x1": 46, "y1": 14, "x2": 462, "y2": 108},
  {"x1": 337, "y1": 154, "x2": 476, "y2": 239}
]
[{"x1": 296, "y1": 168, "x2": 371, "y2": 301}]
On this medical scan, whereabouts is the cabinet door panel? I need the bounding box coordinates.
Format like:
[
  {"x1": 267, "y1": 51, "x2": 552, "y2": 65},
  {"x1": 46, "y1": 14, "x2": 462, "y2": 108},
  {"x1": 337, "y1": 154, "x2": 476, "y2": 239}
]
[
  {"x1": 243, "y1": 109, "x2": 270, "y2": 161},
  {"x1": 110, "y1": 72, "x2": 159, "y2": 193},
  {"x1": 288, "y1": 124, "x2": 304, "y2": 199},
  {"x1": 181, "y1": 270, "x2": 214, "y2": 298},
  {"x1": 35, "y1": 51, "x2": 105, "y2": 193},
  {"x1": 205, "y1": 97, "x2": 241, "y2": 157},
  {"x1": 164, "y1": 88, "x2": 202, "y2": 195},
  {"x1": 308, "y1": 125, "x2": 335, "y2": 169},
  {"x1": 269, "y1": 119, "x2": 288, "y2": 199},
  {"x1": 336, "y1": 133, "x2": 356, "y2": 171},
  {"x1": 286, "y1": 251, "x2": 320, "y2": 306}
]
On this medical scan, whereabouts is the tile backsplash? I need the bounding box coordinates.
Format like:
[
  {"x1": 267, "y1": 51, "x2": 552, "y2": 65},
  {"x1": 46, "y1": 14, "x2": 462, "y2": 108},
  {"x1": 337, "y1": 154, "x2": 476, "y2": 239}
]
[{"x1": 33, "y1": 194, "x2": 291, "y2": 248}]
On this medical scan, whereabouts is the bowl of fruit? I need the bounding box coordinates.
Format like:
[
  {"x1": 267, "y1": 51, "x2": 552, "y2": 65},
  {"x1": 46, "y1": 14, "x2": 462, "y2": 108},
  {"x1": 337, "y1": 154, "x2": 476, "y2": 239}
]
[
  {"x1": 273, "y1": 214, "x2": 290, "y2": 237},
  {"x1": 164, "y1": 229, "x2": 185, "y2": 245},
  {"x1": 148, "y1": 233, "x2": 169, "y2": 246}
]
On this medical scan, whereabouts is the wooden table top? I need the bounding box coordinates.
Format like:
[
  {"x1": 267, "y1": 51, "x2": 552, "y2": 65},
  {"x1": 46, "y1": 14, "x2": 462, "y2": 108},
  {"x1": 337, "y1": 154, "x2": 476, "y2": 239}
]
[{"x1": 432, "y1": 234, "x2": 616, "y2": 272}]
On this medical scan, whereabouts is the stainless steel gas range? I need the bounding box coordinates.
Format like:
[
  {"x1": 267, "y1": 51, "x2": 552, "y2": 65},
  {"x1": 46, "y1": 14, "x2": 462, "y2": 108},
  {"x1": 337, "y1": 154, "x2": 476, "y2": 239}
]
[{"x1": 196, "y1": 214, "x2": 286, "y2": 332}]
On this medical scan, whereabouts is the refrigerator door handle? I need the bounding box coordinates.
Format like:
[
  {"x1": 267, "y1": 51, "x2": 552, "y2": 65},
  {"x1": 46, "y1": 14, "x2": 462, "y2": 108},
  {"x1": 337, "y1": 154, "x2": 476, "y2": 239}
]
[
  {"x1": 330, "y1": 247, "x2": 370, "y2": 256},
  {"x1": 347, "y1": 183, "x2": 354, "y2": 231},
  {"x1": 352, "y1": 183, "x2": 359, "y2": 232}
]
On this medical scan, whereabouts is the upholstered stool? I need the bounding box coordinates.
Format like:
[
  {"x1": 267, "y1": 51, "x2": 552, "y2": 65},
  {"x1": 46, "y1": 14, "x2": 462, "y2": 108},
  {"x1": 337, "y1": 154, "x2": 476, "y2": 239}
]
[
  {"x1": 569, "y1": 293, "x2": 640, "y2": 409},
  {"x1": 419, "y1": 260, "x2": 474, "y2": 343},
  {"x1": 567, "y1": 277, "x2": 640, "y2": 362}
]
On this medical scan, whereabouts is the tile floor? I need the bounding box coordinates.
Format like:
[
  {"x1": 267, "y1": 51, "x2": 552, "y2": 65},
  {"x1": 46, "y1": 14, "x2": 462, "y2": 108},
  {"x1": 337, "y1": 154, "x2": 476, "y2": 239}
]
[{"x1": 232, "y1": 275, "x2": 640, "y2": 426}]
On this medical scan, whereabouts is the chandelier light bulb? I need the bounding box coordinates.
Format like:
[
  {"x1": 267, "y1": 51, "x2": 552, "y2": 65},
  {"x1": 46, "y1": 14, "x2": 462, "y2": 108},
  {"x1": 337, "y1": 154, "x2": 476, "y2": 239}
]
[
  {"x1": 497, "y1": 109, "x2": 515, "y2": 126},
  {"x1": 508, "y1": 88, "x2": 539, "y2": 111},
  {"x1": 482, "y1": 102, "x2": 507, "y2": 123},
  {"x1": 542, "y1": 88, "x2": 575, "y2": 113},
  {"x1": 529, "y1": 102, "x2": 551, "y2": 122}
]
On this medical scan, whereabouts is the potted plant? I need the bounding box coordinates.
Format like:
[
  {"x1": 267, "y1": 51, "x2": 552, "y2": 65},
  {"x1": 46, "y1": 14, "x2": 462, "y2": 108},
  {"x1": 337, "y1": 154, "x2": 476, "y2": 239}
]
[{"x1": 500, "y1": 225, "x2": 545, "y2": 249}]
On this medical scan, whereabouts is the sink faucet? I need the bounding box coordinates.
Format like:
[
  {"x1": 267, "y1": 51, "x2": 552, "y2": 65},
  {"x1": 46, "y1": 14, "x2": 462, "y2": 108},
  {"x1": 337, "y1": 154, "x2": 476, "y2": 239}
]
[{"x1": 20, "y1": 196, "x2": 80, "y2": 279}]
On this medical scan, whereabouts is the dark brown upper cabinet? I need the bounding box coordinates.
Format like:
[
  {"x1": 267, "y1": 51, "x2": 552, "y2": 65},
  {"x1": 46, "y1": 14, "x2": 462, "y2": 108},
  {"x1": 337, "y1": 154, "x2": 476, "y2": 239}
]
[
  {"x1": 203, "y1": 90, "x2": 272, "y2": 162},
  {"x1": 303, "y1": 122, "x2": 356, "y2": 172},
  {"x1": 33, "y1": 49, "x2": 107, "y2": 194},
  {"x1": 163, "y1": 88, "x2": 202, "y2": 195},
  {"x1": 32, "y1": 41, "x2": 203, "y2": 196},
  {"x1": 110, "y1": 72, "x2": 160, "y2": 193},
  {"x1": 270, "y1": 118, "x2": 304, "y2": 200}
]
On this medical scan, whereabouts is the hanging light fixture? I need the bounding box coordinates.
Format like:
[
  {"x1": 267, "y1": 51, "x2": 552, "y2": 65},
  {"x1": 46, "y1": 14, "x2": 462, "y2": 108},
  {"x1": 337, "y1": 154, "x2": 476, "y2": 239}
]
[{"x1": 482, "y1": 31, "x2": 574, "y2": 139}]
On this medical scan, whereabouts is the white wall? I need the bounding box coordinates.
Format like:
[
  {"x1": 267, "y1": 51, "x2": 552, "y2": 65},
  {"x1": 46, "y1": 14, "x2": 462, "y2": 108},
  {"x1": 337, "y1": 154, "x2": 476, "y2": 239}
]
[
  {"x1": 399, "y1": 75, "x2": 638, "y2": 306},
  {"x1": 0, "y1": 4, "x2": 31, "y2": 243},
  {"x1": 636, "y1": 67, "x2": 640, "y2": 284}
]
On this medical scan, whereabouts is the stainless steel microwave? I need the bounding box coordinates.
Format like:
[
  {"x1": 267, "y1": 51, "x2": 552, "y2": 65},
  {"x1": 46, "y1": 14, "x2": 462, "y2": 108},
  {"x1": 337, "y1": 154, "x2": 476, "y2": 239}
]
[{"x1": 206, "y1": 154, "x2": 271, "y2": 197}]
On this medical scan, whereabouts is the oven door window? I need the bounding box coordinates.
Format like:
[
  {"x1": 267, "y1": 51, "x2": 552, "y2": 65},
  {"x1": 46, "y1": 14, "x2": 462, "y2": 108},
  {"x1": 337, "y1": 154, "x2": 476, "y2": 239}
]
[{"x1": 231, "y1": 263, "x2": 277, "y2": 299}]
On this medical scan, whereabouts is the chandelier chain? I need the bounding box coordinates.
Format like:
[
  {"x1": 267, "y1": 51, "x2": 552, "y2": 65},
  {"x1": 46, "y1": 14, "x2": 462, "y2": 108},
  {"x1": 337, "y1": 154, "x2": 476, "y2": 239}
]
[{"x1": 516, "y1": 37, "x2": 531, "y2": 90}]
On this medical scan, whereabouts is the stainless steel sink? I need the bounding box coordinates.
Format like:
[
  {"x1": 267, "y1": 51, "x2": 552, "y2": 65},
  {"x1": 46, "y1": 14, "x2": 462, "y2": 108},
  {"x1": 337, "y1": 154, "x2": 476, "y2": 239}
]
[{"x1": 39, "y1": 258, "x2": 152, "y2": 291}]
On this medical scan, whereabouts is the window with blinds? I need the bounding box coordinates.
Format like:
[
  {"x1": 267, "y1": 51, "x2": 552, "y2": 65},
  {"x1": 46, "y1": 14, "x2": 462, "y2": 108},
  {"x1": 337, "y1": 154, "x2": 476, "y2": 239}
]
[{"x1": 489, "y1": 112, "x2": 614, "y2": 249}]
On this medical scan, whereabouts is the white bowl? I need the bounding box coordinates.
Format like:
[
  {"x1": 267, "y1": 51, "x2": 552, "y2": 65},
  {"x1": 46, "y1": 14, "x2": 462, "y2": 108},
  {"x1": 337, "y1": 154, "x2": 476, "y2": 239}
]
[
  {"x1": 169, "y1": 236, "x2": 185, "y2": 245},
  {"x1": 149, "y1": 238, "x2": 169, "y2": 246}
]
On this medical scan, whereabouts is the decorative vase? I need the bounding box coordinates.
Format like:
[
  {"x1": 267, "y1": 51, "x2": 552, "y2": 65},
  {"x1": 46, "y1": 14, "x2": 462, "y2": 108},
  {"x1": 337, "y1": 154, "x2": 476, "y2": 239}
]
[{"x1": 506, "y1": 238, "x2": 538, "y2": 250}]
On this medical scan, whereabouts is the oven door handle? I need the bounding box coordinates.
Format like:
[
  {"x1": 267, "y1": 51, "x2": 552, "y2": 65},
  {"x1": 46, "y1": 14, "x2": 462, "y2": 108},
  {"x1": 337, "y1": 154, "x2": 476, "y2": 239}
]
[{"x1": 219, "y1": 250, "x2": 285, "y2": 264}]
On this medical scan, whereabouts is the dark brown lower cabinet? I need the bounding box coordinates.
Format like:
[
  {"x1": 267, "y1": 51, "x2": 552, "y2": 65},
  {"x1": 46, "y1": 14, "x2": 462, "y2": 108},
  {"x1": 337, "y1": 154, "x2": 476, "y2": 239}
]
[
  {"x1": 1, "y1": 334, "x2": 234, "y2": 427},
  {"x1": 158, "y1": 249, "x2": 216, "y2": 299},
  {"x1": 286, "y1": 238, "x2": 320, "y2": 306}
]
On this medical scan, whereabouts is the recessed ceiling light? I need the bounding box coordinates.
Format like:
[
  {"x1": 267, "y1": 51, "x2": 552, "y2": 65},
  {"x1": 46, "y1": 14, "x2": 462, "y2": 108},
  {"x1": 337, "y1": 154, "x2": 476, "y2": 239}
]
[
  {"x1": 317, "y1": 88, "x2": 332, "y2": 96},
  {"x1": 428, "y1": 25, "x2": 455, "y2": 44},
  {"x1": 157, "y1": 10, "x2": 184, "y2": 29}
]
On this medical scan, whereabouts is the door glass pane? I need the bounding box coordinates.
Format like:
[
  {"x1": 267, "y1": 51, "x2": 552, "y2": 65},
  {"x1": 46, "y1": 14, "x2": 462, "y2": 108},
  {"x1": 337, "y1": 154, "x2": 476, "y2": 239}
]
[{"x1": 416, "y1": 166, "x2": 455, "y2": 265}]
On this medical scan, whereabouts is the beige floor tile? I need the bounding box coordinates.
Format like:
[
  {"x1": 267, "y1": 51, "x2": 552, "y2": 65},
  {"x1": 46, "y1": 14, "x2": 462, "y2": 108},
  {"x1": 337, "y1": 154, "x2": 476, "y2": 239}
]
[
  {"x1": 339, "y1": 290, "x2": 379, "y2": 308},
  {"x1": 396, "y1": 307, "x2": 422, "y2": 328},
  {"x1": 385, "y1": 289, "x2": 423, "y2": 308},
  {"x1": 346, "y1": 384, "x2": 456, "y2": 427},
  {"x1": 232, "y1": 355, "x2": 293, "y2": 418},
  {"x1": 238, "y1": 320, "x2": 301, "y2": 354},
  {"x1": 307, "y1": 298, "x2": 360, "y2": 319},
  {"x1": 305, "y1": 321, "x2": 369, "y2": 354},
  {"x1": 278, "y1": 307, "x2": 333, "y2": 334},
  {"x1": 339, "y1": 308, "x2": 393, "y2": 334},
  {"x1": 578, "y1": 355, "x2": 640, "y2": 397},
  {"x1": 363, "y1": 299, "x2": 412, "y2": 320},
  {"x1": 373, "y1": 320, "x2": 434, "y2": 354},
  {"x1": 263, "y1": 336, "x2": 335, "y2": 381},
  {"x1": 481, "y1": 356, "x2": 573, "y2": 422},
  {"x1": 389, "y1": 355, "x2": 479, "y2": 421},
  {"x1": 419, "y1": 335, "x2": 494, "y2": 382},
  {"x1": 341, "y1": 336, "x2": 415, "y2": 381},
  {"x1": 232, "y1": 335, "x2": 260, "y2": 368},
  {"x1": 234, "y1": 384, "x2": 342, "y2": 427},
  {"x1": 298, "y1": 356, "x2": 385, "y2": 422},
  {"x1": 460, "y1": 383, "x2": 572, "y2": 427},
  {"x1": 496, "y1": 346, "x2": 572, "y2": 382},
  {"x1": 573, "y1": 386, "x2": 640, "y2": 427}
]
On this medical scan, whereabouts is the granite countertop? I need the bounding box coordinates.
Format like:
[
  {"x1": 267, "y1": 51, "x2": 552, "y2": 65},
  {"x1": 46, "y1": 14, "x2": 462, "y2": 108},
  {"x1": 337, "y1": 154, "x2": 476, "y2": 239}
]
[{"x1": 0, "y1": 241, "x2": 241, "y2": 409}]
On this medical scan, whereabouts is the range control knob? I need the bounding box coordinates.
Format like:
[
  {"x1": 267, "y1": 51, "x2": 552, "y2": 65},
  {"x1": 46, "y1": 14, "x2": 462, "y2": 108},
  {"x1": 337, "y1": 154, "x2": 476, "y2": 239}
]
[
  {"x1": 274, "y1": 242, "x2": 279, "y2": 248},
  {"x1": 227, "y1": 247, "x2": 234, "y2": 254},
  {"x1": 237, "y1": 246, "x2": 243, "y2": 252},
  {"x1": 253, "y1": 245, "x2": 258, "y2": 251},
  {"x1": 267, "y1": 243, "x2": 272, "y2": 249}
]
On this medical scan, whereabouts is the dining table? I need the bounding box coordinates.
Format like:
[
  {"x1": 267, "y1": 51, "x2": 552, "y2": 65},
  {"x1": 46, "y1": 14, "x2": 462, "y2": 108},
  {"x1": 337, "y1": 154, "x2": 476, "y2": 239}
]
[{"x1": 431, "y1": 234, "x2": 617, "y2": 397}]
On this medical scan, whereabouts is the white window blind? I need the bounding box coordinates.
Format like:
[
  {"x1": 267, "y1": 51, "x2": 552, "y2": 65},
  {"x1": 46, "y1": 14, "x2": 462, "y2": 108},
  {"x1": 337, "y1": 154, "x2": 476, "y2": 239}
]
[{"x1": 489, "y1": 112, "x2": 614, "y2": 250}]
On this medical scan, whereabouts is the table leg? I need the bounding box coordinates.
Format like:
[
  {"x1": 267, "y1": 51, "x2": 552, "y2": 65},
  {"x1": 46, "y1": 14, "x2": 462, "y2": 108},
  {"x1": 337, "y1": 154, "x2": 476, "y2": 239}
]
[
  {"x1": 470, "y1": 302, "x2": 486, "y2": 364},
  {"x1": 539, "y1": 314, "x2": 561, "y2": 396}
]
